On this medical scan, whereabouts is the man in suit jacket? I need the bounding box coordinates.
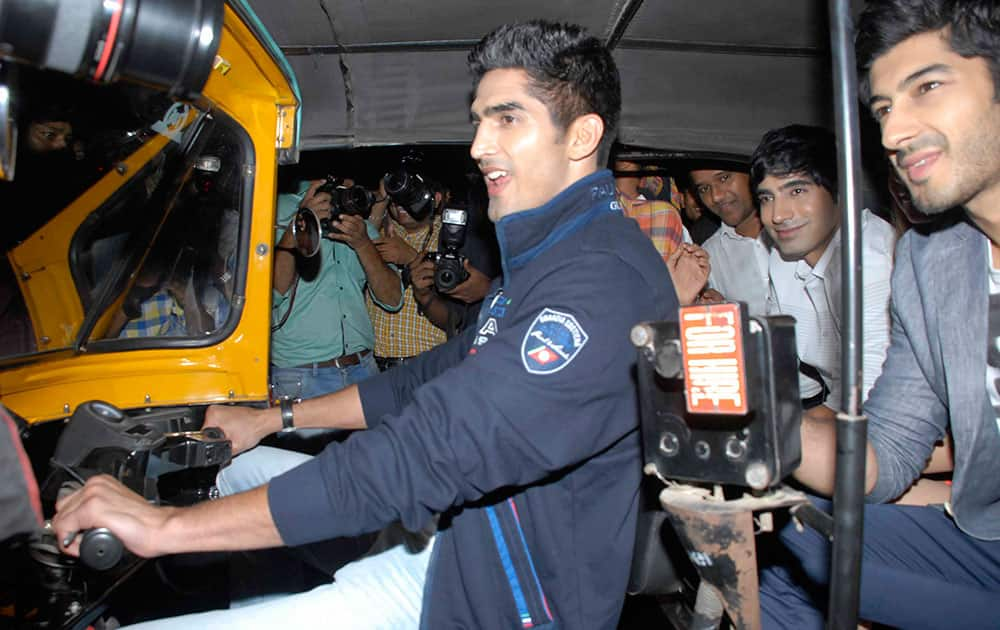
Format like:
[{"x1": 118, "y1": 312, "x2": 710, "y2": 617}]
[{"x1": 760, "y1": 1, "x2": 1000, "y2": 627}]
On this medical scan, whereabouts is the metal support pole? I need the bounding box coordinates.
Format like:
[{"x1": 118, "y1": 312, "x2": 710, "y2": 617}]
[{"x1": 826, "y1": 1, "x2": 867, "y2": 628}]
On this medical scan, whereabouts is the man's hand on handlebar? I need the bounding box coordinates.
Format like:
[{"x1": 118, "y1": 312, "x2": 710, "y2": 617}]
[
  {"x1": 53, "y1": 474, "x2": 171, "y2": 560},
  {"x1": 203, "y1": 405, "x2": 280, "y2": 455}
]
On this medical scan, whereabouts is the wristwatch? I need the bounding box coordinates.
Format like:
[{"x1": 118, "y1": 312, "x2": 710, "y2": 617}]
[{"x1": 279, "y1": 398, "x2": 295, "y2": 432}]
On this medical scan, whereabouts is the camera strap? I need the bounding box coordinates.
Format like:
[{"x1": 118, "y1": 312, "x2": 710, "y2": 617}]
[
  {"x1": 406, "y1": 218, "x2": 436, "y2": 254},
  {"x1": 421, "y1": 222, "x2": 436, "y2": 253},
  {"x1": 394, "y1": 218, "x2": 437, "y2": 261},
  {"x1": 271, "y1": 275, "x2": 300, "y2": 333}
]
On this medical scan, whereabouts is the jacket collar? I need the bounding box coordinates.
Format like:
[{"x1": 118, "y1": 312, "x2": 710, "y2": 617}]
[{"x1": 494, "y1": 169, "x2": 619, "y2": 281}]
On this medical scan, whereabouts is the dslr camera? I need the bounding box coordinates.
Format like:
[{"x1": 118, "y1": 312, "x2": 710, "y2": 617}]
[
  {"x1": 313, "y1": 175, "x2": 374, "y2": 233},
  {"x1": 427, "y1": 207, "x2": 469, "y2": 292},
  {"x1": 382, "y1": 154, "x2": 434, "y2": 221},
  {"x1": 291, "y1": 176, "x2": 375, "y2": 257}
]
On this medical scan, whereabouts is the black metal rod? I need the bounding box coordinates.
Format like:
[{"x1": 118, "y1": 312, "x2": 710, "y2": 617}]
[
  {"x1": 826, "y1": 0, "x2": 867, "y2": 628},
  {"x1": 617, "y1": 38, "x2": 826, "y2": 58},
  {"x1": 830, "y1": 418, "x2": 867, "y2": 627},
  {"x1": 604, "y1": 0, "x2": 645, "y2": 50},
  {"x1": 280, "y1": 37, "x2": 825, "y2": 59},
  {"x1": 281, "y1": 39, "x2": 482, "y2": 56}
]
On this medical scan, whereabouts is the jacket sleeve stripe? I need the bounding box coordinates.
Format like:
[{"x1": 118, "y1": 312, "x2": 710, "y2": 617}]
[
  {"x1": 486, "y1": 505, "x2": 535, "y2": 627},
  {"x1": 508, "y1": 498, "x2": 554, "y2": 621}
]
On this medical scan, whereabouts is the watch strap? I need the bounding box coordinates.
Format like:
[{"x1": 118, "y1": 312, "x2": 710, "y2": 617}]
[{"x1": 279, "y1": 398, "x2": 295, "y2": 432}]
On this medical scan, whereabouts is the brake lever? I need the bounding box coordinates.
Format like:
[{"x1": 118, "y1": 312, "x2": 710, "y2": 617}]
[{"x1": 162, "y1": 427, "x2": 226, "y2": 441}]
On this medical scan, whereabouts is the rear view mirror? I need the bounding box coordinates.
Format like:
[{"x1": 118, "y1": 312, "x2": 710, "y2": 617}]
[{"x1": 292, "y1": 207, "x2": 323, "y2": 258}]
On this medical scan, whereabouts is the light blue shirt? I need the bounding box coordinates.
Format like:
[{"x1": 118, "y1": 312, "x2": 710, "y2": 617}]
[{"x1": 271, "y1": 187, "x2": 402, "y2": 367}]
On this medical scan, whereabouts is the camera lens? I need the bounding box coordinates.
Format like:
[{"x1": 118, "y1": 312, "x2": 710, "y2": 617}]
[
  {"x1": 383, "y1": 169, "x2": 410, "y2": 197},
  {"x1": 383, "y1": 168, "x2": 433, "y2": 221},
  {"x1": 434, "y1": 266, "x2": 456, "y2": 293},
  {"x1": 433, "y1": 257, "x2": 469, "y2": 293},
  {"x1": 1, "y1": 0, "x2": 223, "y2": 99},
  {"x1": 338, "y1": 186, "x2": 372, "y2": 217}
]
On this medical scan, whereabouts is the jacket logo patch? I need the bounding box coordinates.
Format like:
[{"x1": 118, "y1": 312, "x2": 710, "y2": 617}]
[{"x1": 521, "y1": 308, "x2": 589, "y2": 374}]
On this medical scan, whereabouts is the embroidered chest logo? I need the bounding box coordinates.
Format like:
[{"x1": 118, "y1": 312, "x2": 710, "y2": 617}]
[
  {"x1": 470, "y1": 293, "x2": 512, "y2": 354},
  {"x1": 520, "y1": 308, "x2": 589, "y2": 374}
]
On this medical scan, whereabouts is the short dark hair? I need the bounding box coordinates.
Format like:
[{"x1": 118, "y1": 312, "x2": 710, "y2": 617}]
[
  {"x1": 468, "y1": 21, "x2": 621, "y2": 165},
  {"x1": 28, "y1": 102, "x2": 76, "y2": 126},
  {"x1": 749, "y1": 124, "x2": 838, "y2": 202},
  {"x1": 856, "y1": 0, "x2": 1000, "y2": 104},
  {"x1": 673, "y1": 171, "x2": 694, "y2": 192}
]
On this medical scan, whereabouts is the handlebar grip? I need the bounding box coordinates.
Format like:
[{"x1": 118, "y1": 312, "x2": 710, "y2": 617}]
[{"x1": 79, "y1": 528, "x2": 124, "y2": 570}]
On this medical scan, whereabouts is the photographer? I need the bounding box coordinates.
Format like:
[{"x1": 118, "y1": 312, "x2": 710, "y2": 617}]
[
  {"x1": 270, "y1": 177, "x2": 402, "y2": 402},
  {"x1": 370, "y1": 169, "x2": 496, "y2": 370}
]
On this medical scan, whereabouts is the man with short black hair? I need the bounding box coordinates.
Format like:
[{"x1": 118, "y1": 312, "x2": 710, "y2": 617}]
[
  {"x1": 760, "y1": 1, "x2": 1000, "y2": 626},
  {"x1": 691, "y1": 165, "x2": 772, "y2": 314},
  {"x1": 54, "y1": 20, "x2": 673, "y2": 630},
  {"x1": 751, "y1": 124, "x2": 895, "y2": 411},
  {"x1": 3, "y1": 100, "x2": 81, "y2": 248},
  {"x1": 369, "y1": 176, "x2": 496, "y2": 368},
  {"x1": 676, "y1": 173, "x2": 720, "y2": 245}
]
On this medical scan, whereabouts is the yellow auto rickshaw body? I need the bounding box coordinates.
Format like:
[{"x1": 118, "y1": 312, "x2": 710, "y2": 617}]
[{"x1": 0, "y1": 2, "x2": 299, "y2": 425}]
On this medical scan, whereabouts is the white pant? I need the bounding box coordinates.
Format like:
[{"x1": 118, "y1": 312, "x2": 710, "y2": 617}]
[{"x1": 124, "y1": 446, "x2": 431, "y2": 629}]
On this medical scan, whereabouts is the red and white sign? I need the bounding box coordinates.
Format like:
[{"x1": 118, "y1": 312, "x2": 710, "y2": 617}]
[{"x1": 679, "y1": 303, "x2": 748, "y2": 415}]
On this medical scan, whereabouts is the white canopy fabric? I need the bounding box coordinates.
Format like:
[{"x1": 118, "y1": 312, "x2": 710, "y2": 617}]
[{"x1": 243, "y1": 0, "x2": 867, "y2": 158}]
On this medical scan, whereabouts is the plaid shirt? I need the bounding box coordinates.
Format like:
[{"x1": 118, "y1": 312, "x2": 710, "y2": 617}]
[
  {"x1": 367, "y1": 217, "x2": 448, "y2": 358},
  {"x1": 617, "y1": 191, "x2": 685, "y2": 264},
  {"x1": 119, "y1": 290, "x2": 186, "y2": 338}
]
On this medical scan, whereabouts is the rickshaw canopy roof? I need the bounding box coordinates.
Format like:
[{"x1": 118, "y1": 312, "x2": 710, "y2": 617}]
[{"x1": 242, "y1": 0, "x2": 866, "y2": 158}]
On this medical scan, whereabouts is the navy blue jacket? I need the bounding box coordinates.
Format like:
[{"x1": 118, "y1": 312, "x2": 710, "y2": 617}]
[{"x1": 269, "y1": 170, "x2": 676, "y2": 628}]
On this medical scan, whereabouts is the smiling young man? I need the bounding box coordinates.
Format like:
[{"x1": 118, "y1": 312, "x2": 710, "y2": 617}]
[
  {"x1": 751, "y1": 124, "x2": 895, "y2": 412},
  {"x1": 691, "y1": 166, "x2": 773, "y2": 314},
  {"x1": 52, "y1": 21, "x2": 674, "y2": 630},
  {"x1": 759, "y1": 1, "x2": 1000, "y2": 627}
]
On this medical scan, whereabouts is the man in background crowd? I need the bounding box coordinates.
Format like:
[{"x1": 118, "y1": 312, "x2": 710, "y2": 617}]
[
  {"x1": 691, "y1": 164, "x2": 771, "y2": 314},
  {"x1": 369, "y1": 174, "x2": 495, "y2": 369},
  {"x1": 614, "y1": 158, "x2": 710, "y2": 304}
]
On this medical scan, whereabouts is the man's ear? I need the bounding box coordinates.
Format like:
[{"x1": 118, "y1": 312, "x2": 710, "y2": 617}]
[{"x1": 566, "y1": 113, "x2": 604, "y2": 162}]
